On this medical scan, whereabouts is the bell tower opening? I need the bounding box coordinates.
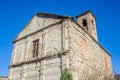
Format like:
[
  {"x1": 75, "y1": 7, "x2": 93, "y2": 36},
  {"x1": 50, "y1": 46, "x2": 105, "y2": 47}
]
[
  {"x1": 82, "y1": 19, "x2": 88, "y2": 31},
  {"x1": 82, "y1": 19, "x2": 87, "y2": 27}
]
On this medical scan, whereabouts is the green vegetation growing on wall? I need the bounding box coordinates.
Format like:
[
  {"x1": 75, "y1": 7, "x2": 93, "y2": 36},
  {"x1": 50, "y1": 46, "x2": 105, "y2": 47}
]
[{"x1": 61, "y1": 68, "x2": 73, "y2": 80}]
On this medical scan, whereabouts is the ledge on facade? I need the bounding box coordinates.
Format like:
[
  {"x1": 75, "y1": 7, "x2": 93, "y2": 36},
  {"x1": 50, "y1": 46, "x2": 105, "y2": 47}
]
[{"x1": 10, "y1": 50, "x2": 69, "y2": 67}]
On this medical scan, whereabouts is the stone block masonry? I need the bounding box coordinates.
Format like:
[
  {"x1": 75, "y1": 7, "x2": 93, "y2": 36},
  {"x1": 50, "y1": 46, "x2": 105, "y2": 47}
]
[{"x1": 8, "y1": 11, "x2": 114, "y2": 80}]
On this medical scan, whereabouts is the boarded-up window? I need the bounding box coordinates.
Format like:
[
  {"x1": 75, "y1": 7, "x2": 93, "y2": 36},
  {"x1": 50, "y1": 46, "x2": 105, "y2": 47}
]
[
  {"x1": 82, "y1": 38, "x2": 87, "y2": 54},
  {"x1": 33, "y1": 39, "x2": 39, "y2": 58},
  {"x1": 104, "y1": 56, "x2": 108, "y2": 70}
]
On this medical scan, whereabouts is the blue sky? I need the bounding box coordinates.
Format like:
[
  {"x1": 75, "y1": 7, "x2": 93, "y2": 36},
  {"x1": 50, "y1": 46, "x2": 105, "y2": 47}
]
[{"x1": 0, "y1": 0, "x2": 120, "y2": 76}]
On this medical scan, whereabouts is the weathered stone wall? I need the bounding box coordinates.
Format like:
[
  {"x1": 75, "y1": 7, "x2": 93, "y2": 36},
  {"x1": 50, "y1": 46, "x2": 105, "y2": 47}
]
[
  {"x1": 15, "y1": 14, "x2": 61, "y2": 41},
  {"x1": 66, "y1": 20, "x2": 113, "y2": 80},
  {"x1": 9, "y1": 14, "x2": 113, "y2": 80},
  {"x1": 9, "y1": 55, "x2": 69, "y2": 80},
  {"x1": 11, "y1": 23, "x2": 63, "y2": 64},
  {"x1": 77, "y1": 12, "x2": 98, "y2": 41},
  {"x1": 9, "y1": 19, "x2": 70, "y2": 80}
]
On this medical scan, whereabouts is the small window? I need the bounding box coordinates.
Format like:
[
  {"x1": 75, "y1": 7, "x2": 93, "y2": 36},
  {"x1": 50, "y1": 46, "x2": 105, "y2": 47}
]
[
  {"x1": 33, "y1": 39, "x2": 39, "y2": 58},
  {"x1": 82, "y1": 19, "x2": 87, "y2": 26}
]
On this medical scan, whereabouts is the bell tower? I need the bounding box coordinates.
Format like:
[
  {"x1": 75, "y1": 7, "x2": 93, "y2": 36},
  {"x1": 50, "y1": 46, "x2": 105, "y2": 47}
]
[{"x1": 76, "y1": 11, "x2": 98, "y2": 41}]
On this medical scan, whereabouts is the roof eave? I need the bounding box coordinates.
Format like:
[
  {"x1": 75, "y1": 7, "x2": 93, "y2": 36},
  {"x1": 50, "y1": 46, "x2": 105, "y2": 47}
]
[{"x1": 76, "y1": 10, "x2": 96, "y2": 19}]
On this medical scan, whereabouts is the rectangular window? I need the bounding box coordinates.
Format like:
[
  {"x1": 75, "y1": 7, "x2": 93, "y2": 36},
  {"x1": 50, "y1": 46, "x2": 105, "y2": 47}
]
[{"x1": 33, "y1": 39, "x2": 39, "y2": 58}]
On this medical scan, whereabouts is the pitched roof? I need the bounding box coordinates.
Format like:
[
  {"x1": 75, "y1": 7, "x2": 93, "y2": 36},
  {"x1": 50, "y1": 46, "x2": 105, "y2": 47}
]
[
  {"x1": 13, "y1": 13, "x2": 74, "y2": 42},
  {"x1": 76, "y1": 10, "x2": 96, "y2": 19},
  {"x1": 36, "y1": 12, "x2": 73, "y2": 19}
]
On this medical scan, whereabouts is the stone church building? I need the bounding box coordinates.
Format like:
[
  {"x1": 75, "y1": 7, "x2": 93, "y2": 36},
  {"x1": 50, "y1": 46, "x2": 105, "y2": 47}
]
[{"x1": 8, "y1": 11, "x2": 113, "y2": 80}]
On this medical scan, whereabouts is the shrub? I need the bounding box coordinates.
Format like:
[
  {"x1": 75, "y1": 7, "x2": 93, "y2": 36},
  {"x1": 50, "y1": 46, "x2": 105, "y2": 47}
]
[{"x1": 61, "y1": 68, "x2": 73, "y2": 80}]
